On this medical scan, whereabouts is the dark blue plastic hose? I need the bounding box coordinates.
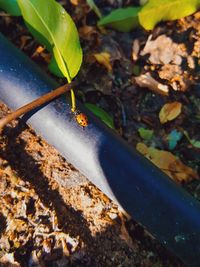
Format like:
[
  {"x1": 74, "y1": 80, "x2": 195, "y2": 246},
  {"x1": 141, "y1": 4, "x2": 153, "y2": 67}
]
[{"x1": 0, "y1": 33, "x2": 200, "y2": 267}]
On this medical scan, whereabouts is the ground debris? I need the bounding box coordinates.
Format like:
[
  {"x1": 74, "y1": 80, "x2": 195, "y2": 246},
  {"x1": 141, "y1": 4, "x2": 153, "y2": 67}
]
[
  {"x1": 1, "y1": 2, "x2": 200, "y2": 266},
  {"x1": 134, "y1": 72, "x2": 169, "y2": 96},
  {"x1": 0, "y1": 101, "x2": 185, "y2": 266},
  {"x1": 137, "y1": 142, "x2": 199, "y2": 183},
  {"x1": 141, "y1": 34, "x2": 187, "y2": 65}
]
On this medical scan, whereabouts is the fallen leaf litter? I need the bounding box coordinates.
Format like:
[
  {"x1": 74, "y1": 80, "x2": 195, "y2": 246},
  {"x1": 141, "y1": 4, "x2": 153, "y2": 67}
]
[
  {"x1": 0, "y1": 101, "x2": 186, "y2": 266},
  {"x1": 2, "y1": 2, "x2": 200, "y2": 266}
]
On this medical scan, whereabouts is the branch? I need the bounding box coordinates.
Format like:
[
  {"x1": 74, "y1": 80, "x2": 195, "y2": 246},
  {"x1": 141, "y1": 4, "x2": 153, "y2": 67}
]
[{"x1": 0, "y1": 81, "x2": 76, "y2": 133}]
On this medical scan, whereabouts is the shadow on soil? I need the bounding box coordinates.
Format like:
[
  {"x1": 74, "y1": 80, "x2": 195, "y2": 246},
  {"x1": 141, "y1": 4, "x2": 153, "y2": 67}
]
[{"x1": 0, "y1": 122, "x2": 185, "y2": 267}]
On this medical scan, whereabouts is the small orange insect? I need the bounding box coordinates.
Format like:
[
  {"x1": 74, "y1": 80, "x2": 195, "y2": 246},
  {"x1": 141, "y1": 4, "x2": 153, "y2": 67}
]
[{"x1": 74, "y1": 110, "x2": 88, "y2": 128}]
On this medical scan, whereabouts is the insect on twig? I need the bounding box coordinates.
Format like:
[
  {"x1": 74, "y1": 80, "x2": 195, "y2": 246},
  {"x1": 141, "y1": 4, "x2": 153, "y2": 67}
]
[{"x1": 0, "y1": 81, "x2": 82, "y2": 133}]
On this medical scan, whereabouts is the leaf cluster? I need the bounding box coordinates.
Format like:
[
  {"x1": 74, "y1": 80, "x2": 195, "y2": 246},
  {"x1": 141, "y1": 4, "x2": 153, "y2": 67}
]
[
  {"x1": 0, "y1": 0, "x2": 82, "y2": 80},
  {"x1": 98, "y1": 0, "x2": 200, "y2": 32},
  {"x1": 0, "y1": 0, "x2": 115, "y2": 128}
]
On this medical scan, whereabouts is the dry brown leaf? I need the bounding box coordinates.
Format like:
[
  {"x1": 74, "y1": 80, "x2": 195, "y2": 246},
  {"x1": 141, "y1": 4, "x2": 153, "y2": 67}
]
[
  {"x1": 94, "y1": 52, "x2": 112, "y2": 72},
  {"x1": 159, "y1": 64, "x2": 182, "y2": 81},
  {"x1": 0, "y1": 253, "x2": 20, "y2": 267},
  {"x1": 159, "y1": 64, "x2": 191, "y2": 91},
  {"x1": 70, "y1": 0, "x2": 79, "y2": 5},
  {"x1": 159, "y1": 102, "x2": 182, "y2": 124},
  {"x1": 118, "y1": 212, "x2": 135, "y2": 250},
  {"x1": 31, "y1": 46, "x2": 51, "y2": 63},
  {"x1": 141, "y1": 34, "x2": 187, "y2": 65},
  {"x1": 6, "y1": 218, "x2": 27, "y2": 233},
  {"x1": 132, "y1": 39, "x2": 140, "y2": 61},
  {"x1": 79, "y1": 25, "x2": 98, "y2": 40},
  {"x1": 134, "y1": 72, "x2": 169, "y2": 96},
  {"x1": 42, "y1": 238, "x2": 52, "y2": 254},
  {"x1": 19, "y1": 35, "x2": 31, "y2": 50},
  {"x1": 31, "y1": 45, "x2": 45, "y2": 58},
  {"x1": 193, "y1": 38, "x2": 200, "y2": 58},
  {"x1": 136, "y1": 143, "x2": 198, "y2": 183}
]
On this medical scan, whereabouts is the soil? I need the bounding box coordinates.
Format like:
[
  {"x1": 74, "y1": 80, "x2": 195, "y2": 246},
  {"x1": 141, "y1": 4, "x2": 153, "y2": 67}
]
[
  {"x1": 0, "y1": 103, "x2": 184, "y2": 267},
  {"x1": 1, "y1": 0, "x2": 200, "y2": 266}
]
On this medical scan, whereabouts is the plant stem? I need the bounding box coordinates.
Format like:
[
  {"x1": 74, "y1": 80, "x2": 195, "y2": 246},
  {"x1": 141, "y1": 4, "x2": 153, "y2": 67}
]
[
  {"x1": 0, "y1": 81, "x2": 76, "y2": 133},
  {"x1": 70, "y1": 89, "x2": 76, "y2": 113},
  {"x1": 66, "y1": 76, "x2": 76, "y2": 113}
]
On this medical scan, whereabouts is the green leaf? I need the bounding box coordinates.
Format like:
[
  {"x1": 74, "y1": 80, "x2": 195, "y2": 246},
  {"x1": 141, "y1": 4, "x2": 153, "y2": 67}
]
[
  {"x1": 87, "y1": 0, "x2": 102, "y2": 18},
  {"x1": 190, "y1": 140, "x2": 200, "y2": 148},
  {"x1": 98, "y1": 0, "x2": 200, "y2": 32},
  {"x1": 85, "y1": 103, "x2": 115, "y2": 129},
  {"x1": 138, "y1": 127, "x2": 154, "y2": 140},
  {"x1": 98, "y1": 7, "x2": 141, "y2": 32},
  {"x1": 184, "y1": 131, "x2": 200, "y2": 149},
  {"x1": 17, "y1": 0, "x2": 82, "y2": 80},
  {"x1": 48, "y1": 56, "x2": 64, "y2": 77},
  {"x1": 0, "y1": 0, "x2": 21, "y2": 16},
  {"x1": 140, "y1": 0, "x2": 148, "y2": 5},
  {"x1": 139, "y1": 0, "x2": 200, "y2": 30},
  {"x1": 167, "y1": 129, "x2": 182, "y2": 150},
  {"x1": 133, "y1": 65, "x2": 141, "y2": 76}
]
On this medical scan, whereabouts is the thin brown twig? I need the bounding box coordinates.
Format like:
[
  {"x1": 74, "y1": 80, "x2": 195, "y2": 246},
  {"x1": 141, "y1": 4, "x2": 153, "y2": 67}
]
[{"x1": 0, "y1": 81, "x2": 76, "y2": 133}]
